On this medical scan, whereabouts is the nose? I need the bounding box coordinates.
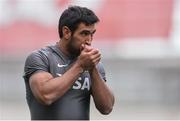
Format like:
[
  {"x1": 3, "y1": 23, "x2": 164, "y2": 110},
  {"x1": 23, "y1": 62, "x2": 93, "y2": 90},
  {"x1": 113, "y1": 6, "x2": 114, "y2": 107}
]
[{"x1": 85, "y1": 35, "x2": 92, "y2": 46}]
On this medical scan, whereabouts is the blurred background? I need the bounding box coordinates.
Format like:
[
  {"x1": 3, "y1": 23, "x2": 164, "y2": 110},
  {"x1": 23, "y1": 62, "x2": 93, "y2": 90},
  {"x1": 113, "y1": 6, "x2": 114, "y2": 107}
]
[{"x1": 0, "y1": 0, "x2": 180, "y2": 119}]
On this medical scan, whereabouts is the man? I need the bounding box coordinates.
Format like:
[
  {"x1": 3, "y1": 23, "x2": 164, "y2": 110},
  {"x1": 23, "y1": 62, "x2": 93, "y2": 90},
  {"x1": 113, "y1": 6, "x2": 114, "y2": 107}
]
[{"x1": 23, "y1": 5, "x2": 114, "y2": 120}]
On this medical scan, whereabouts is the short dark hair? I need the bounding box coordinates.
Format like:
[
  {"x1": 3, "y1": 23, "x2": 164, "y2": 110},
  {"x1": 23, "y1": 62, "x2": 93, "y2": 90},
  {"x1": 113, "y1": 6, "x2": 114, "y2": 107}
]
[{"x1": 58, "y1": 5, "x2": 99, "y2": 38}]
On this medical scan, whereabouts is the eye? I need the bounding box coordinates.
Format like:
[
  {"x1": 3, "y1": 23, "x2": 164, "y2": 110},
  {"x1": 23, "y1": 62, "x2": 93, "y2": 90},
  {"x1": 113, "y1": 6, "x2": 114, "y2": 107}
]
[
  {"x1": 80, "y1": 30, "x2": 91, "y2": 37},
  {"x1": 81, "y1": 32, "x2": 89, "y2": 36}
]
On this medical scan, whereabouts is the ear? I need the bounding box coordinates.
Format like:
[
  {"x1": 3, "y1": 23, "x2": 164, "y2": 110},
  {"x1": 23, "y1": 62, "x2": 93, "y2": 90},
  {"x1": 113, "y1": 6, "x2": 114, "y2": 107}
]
[{"x1": 62, "y1": 26, "x2": 71, "y2": 40}]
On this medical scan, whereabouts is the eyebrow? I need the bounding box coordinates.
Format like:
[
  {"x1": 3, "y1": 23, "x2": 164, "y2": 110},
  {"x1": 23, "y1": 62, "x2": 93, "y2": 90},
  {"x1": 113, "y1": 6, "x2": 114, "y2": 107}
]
[
  {"x1": 80, "y1": 29, "x2": 96, "y2": 34},
  {"x1": 92, "y1": 30, "x2": 96, "y2": 34}
]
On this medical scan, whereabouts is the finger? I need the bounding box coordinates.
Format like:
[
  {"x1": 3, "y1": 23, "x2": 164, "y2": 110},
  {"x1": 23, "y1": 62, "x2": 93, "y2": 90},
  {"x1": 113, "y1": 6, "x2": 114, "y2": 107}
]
[
  {"x1": 93, "y1": 56, "x2": 101, "y2": 65},
  {"x1": 91, "y1": 54, "x2": 101, "y2": 63},
  {"x1": 88, "y1": 48, "x2": 99, "y2": 55},
  {"x1": 83, "y1": 45, "x2": 93, "y2": 52},
  {"x1": 92, "y1": 52, "x2": 101, "y2": 59},
  {"x1": 80, "y1": 44, "x2": 85, "y2": 51}
]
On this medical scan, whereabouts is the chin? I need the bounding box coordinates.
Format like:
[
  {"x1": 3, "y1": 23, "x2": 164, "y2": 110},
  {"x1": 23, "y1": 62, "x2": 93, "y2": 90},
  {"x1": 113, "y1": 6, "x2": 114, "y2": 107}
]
[{"x1": 70, "y1": 51, "x2": 80, "y2": 58}]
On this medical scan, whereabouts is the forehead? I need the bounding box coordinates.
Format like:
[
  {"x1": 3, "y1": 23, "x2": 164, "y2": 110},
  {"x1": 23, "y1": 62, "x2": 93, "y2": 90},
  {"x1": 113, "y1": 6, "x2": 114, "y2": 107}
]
[{"x1": 76, "y1": 23, "x2": 96, "y2": 32}]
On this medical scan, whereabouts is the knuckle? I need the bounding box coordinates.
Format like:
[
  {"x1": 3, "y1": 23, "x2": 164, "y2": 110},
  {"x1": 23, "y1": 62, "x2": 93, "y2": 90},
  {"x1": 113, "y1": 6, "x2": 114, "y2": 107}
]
[{"x1": 90, "y1": 56, "x2": 93, "y2": 61}]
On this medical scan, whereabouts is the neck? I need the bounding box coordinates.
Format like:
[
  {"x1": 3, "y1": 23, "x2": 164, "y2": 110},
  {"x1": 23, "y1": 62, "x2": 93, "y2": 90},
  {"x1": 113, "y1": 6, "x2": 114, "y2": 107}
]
[{"x1": 57, "y1": 40, "x2": 71, "y2": 58}]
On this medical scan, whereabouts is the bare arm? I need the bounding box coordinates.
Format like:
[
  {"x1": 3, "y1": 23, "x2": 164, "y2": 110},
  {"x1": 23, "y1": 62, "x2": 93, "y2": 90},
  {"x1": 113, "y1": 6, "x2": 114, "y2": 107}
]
[
  {"x1": 90, "y1": 67, "x2": 114, "y2": 115},
  {"x1": 29, "y1": 61, "x2": 83, "y2": 105},
  {"x1": 29, "y1": 44, "x2": 114, "y2": 111},
  {"x1": 29, "y1": 45, "x2": 99, "y2": 105},
  {"x1": 81, "y1": 45, "x2": 114, "y2": 114}
]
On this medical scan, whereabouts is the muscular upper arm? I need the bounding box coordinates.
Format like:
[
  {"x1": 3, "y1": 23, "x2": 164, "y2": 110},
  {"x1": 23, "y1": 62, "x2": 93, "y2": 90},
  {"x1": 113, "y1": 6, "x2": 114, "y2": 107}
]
[
  {"x1": 23, "y1": 50, "x2": 52, "y2": 103},
  {"x1": 29, "y1": 71, "x2": 53, "y2": 104}
]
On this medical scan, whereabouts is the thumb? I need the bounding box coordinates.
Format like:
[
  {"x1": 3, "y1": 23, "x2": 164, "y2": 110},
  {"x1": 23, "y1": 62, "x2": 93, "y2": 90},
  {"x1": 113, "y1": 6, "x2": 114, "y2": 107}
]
[
  {"x1": 84, "y1": 45, "x2": 93, "y2": 52},
  {"x1": 81, "y1": 44, "x2": 92, "y2": 52}
]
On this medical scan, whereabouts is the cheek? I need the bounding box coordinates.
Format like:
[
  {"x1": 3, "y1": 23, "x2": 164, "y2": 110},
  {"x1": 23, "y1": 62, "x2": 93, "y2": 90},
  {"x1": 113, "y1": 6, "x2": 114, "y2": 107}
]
[{"x1": 72, "y1": 36, "x2": 84, "y2": 48}]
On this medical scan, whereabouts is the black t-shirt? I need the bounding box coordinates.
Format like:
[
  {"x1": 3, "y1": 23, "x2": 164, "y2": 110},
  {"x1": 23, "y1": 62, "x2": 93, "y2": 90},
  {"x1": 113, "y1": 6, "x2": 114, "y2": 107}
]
[{"x1": 23, "y1": 44, "x2": 106, "y2": 120}]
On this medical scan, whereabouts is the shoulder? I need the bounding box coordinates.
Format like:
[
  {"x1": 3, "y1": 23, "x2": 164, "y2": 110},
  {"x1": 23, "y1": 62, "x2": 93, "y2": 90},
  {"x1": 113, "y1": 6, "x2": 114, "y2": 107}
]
[
  {"x1": 96, "y1": 62, "x2": 106, "y2": 75},
  {"x1": 26, "y1": 46, "x2": 53, "y2": 61},
  {"x1": 96, "y1": 62, "x2": 107, "y2": 81},
  {"x1": 24, "y1": 46, "x2": 54, "y2": 68},
  {"x1": 96, "y1": 62, "x2": 105, "y2": 70},
  {"x1": 23, "y1": 46, "x2": 53, "y2": 79}
]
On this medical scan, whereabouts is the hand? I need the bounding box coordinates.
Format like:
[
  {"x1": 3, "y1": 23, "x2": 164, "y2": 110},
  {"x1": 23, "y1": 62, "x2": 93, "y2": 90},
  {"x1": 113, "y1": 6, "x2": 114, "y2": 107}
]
[{"x1": 77, "y1": 44, "x2": 101, "y2": 71}]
